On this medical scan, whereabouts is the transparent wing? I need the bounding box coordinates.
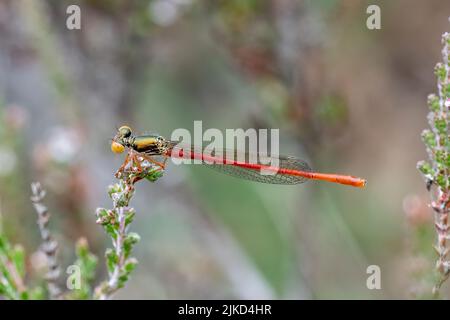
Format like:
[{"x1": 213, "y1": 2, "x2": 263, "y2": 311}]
[
  {"x1": 208, "y1": 156, "x2": 311, "y2": 185},
  {"x1": 168, "y1": 142, "x2": 312, "y2": 185}
]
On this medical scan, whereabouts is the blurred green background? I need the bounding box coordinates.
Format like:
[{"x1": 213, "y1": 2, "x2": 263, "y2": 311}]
[{"x1": 0, "y1": 0, "x2": 448, "y2": 299}]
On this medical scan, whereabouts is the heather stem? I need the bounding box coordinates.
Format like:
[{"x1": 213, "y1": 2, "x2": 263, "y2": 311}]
[
  {"x1": 94, "y1": 179, "x2": 139, "y2": 300},
  {"x1": 105, "y1": 207, "x2": 126, "y2": 296},
  {"x1": 94, "y1": 150, "x2": 163, "y2": 299},
  {"x1": 30, "y1": 182, "x2": 62, "y2": 300},
  {"x1": 418, "y1": 26, "x2": 450, "y2": 297}
]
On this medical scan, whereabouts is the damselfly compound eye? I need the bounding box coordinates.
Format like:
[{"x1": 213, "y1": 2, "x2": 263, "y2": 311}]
[
  {"x1": 111, "y1": 141, "x2": 125, "y2": 154},
  {"x1": 118, "y1": 125, "x2": 132, "y2": 138}
]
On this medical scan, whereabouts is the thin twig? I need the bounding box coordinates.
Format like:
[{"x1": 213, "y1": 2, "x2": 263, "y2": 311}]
[
  {"x1": 30, "y1": 182, "x2": 62, "y2": 300},
  {"x1": 97, "y1": 209, "x2": 127, "y2": 300},
  {"x1": 418, "y1": 23, "x2": 450, "y2": 297},
  {"x1": 94, "y1": 150, "x2": 157, "y2": 299}
]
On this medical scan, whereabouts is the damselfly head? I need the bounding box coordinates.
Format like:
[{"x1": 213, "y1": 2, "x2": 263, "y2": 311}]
[{"x1": 111, "y1": 125, "x2": 133, "y2": 154}]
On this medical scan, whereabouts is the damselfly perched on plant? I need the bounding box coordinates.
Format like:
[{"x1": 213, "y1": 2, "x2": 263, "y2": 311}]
[{"x1": 111, "y1": 125, "x2": 366, "y2": 188}]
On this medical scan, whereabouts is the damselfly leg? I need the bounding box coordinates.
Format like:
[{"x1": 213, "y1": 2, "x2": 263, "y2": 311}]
[{"x1": 115, "y1": 149, "x2": 165, "y2": 183}]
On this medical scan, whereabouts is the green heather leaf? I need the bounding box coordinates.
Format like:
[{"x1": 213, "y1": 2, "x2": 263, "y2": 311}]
[
  {"x1": 76, "y1": 238, "x2": 89, "y2": 259},
  {"x1": 19, "y1": 291, "x2": 29, "y2": 300},
  {"x1": 75, "y1": 238, "x2": 98, "y2": 281},
  {"x1": 436, "y1": 150, "x2": 446, "y2": 166},
  {"x1": 445, "y1": 33, "x2": 450, "y2": 46},
  {"x1": 104, "y1": 224, "x2": 117, "y2": 241},
  {"x1": 435, "y1": 117, "x2": 447, "y2": 134},
  {"x1": 123, "y1": 233, "x2": 140, "y2": 258},
  {"x1": 28, "y1": 286, "x2": 45, "y2": 300},
  {"x1": 445, "y1": 84, "x2": 450, "y2": 99},
  {"x1": 124, "y1": 209, "x2": 136, "y2": 227},
  {"x1": 417, "y1": 161, "x2": 433, "y2": 176},
  {"x1": 0, "y1": 235, "x2": 9, "y2": 255},
  {"x1": 145, "y1": 169, "x2": 164, "y2": 182},
  {"x1": 446, "y1": 153, "x2": 450, "y2": 168},
  {"x1": 95, "y1": 208, "x2": 109, "y2": 223},
  {"x1": 108, "y1": 184, "x2": 120, "y2": 197},
  {"x1": 124, "y1": 258, "x2": 138, "y2": 273},
  {"x1": 0, "y1": 282, "x2": 6, "y2": 296},
  {"x1": 435, "y1": 63, "x2": 446, "y2": 82},
  {"x1": 428, "y1": 94, "x2": 440, "y2": 112},
  {"x1": 86, "y1": 255, "x2": 98, "y2": 276},
  {"x1": 105, "y1": 249, "x2": 118, "y2": 275},
  {"x1": 118, "y1": 275, "x2": 128, "y2": 288},
  {"x1": 12, "y1": 245, "x2": 25, "y2": 278},
  {"x1": 437, "y1": 174, "x2": 447, "y2": 189},
  {"x1": 421, "y1": 129, "x2": 436, "y2": 148}
]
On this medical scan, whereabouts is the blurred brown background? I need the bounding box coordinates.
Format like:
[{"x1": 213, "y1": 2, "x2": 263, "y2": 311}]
[{"x1": 0, "y1": 0, "x2": 449, "y2": 299}]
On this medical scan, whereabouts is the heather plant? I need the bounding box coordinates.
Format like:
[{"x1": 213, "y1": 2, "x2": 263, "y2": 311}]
[
  {"x1": 0, "y1": 152, "x2": 162, "y2": 300},
  {"x1": 418, "y1": 25, "x2": 450, "y2": 297}
]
